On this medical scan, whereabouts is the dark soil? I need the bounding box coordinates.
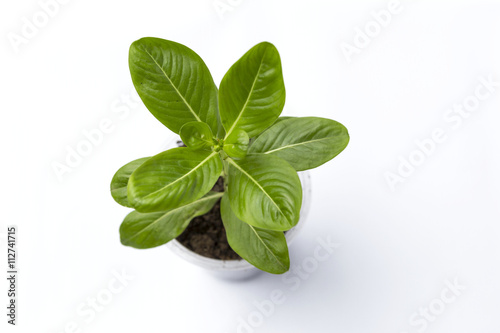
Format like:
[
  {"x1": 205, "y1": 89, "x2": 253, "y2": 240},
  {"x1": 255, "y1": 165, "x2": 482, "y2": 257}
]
[{"x1": 176, "y1": 177, "x2": 241, "y2": 260}]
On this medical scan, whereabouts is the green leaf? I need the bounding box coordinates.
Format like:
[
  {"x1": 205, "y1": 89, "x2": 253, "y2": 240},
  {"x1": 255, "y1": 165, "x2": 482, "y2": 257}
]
[
  {"x1": 128, "y1": 147, "x2": 222, "y2": 212},
  {"x1": 221, "y1": 194, "x2": 290, "y2": 274},
  {"x1": 223, "y1": 128, "x2": 249, "y2": 159},
  {"x1": 129, "y1": 37, "x2": 219, "y2": 134},
  {"x1": 250, "y1": 116, "x2": 294, "y2": 144},
  {"x1": 110, "y1": 157, "x2": 150, "y2": 207},
  {"x1": 248, "y1": 117, "x2": 349, "y2": 171},
  {"x1": 272, "y1": 116, "x2": 294, "y2": 126},
  {"x1": 179, "y1": 121, "x2": 214, "y2": 150},
  {"x1": 227, "y1": 154, "x2": 302, "y2": 231},
  {"x1": 120, "y1": 192, "x2": 223, "y2": 249},
  {"x1": 219, "y1": 42, "x2": 286, "y2": 139}
]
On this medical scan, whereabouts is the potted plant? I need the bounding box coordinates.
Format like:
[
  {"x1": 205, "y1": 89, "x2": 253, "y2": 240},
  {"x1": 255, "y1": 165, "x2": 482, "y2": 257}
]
[{"x1": 110, "y1": 37, "x2": 349, "y2": 276}]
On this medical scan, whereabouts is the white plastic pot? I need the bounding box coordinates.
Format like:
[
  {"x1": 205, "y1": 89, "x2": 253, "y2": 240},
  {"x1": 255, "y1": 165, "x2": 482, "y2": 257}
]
[{"x1": 167, "y1": 171, "x2": 312, "y2": 280}]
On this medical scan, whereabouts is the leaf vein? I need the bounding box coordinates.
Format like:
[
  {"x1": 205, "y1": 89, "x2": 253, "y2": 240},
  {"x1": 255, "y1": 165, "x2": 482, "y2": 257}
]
[
  {"x1": 248, "y1": 225, "x2": 286, "y2": 270},
  {"x1": 263, "y1": 137, "x2": 331, "y2": 154},
  {"x1": 224, "y1": 52, "x2": 266, "y2": 139},
  {"x1": 144, "y1": 49, "x2": 202, "y2": 123},
  {"x1": 142, "y1": 152, "x2": 217, "y2": 201},
  {"x1": 227, "y1": 158, "x2": 289, "y2": 224},
  {"x1": 126, "y1": 192, "x2": 224, "y2": 242}
]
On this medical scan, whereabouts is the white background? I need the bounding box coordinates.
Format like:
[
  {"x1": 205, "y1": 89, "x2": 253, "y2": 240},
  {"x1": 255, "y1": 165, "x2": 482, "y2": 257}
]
[{"x1": 1, "y1": 0, "x2": 500, "y2": 332}]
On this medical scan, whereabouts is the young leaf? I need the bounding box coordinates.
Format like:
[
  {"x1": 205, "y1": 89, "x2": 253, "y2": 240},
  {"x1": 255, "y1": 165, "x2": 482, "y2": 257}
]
[
  {"x1": 110, "y1": 157, "x2": 150, "y2": 207},
  {"x1": 219, "y1": 42, "x2": 286, "y2": 139},
  {"x1": 128, "y1": 147, "x2": 222, "y2": 213},
  {"x1": 220, "y1": 194, "x2": 290, "y2": 274},
  {"x1": 120, "y1": 192, "x2": 223, "y2": 249},
  {"x1": 129, "y1": 37, "x2": 219, "y2": 134},
  {"x1": 179, "y1": 121, "x2": 214, "y2": 150},
  {"x1": 223, "y1": 128, "x2": 249, "y2": 158},
  {"x1": 249, "y1": 117, "x2": 349, "y2": 171},
  {"x1": 227, "y1": 154, "x2": 302, "y2": 231}
]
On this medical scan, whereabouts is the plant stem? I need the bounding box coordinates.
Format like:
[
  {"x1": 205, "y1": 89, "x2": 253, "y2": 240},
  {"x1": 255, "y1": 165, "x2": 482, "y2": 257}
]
[{"x1": 221, "y1": 160, "x2": 229, "y2": 192}]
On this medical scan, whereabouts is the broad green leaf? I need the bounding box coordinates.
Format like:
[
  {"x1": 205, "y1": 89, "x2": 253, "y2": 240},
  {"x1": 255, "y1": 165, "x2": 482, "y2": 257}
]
[
  {"x1": 129, "y1": 37, "x2": 219, "y2": 134},
  {"x1": 221, "y1": 194, "x2": 290, "y2": 274},
  {"x1": 250, "y1": 116, "x2": 294, "y2": 144},
  {"x1": 121, "y1": 192, "x2": 223, "y2": 249},
  {"x1": 179, "y1": 121, "x2": 214, "y2": 150},
  {"x1": 249, "y1": 117, "x2": 349, "y2": 171},
  {"x1": 128, "y1": 147, "x2": 222, "y2": 212},
  {"x1": 272, "y1": 116, "x2": 294, "y2": 126},
  {"x1": 223, "y1": 128, "x2": 249, "y2": 159},
  {"x1": 110, "y1": 157, "x2": 150, "y2": 207},
  {"x1": 227, "y1": 154, "x2": 302, "y2": 231},
  {"x1": 219, "y1": 42, "x2": 286, "y2": 139}
]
